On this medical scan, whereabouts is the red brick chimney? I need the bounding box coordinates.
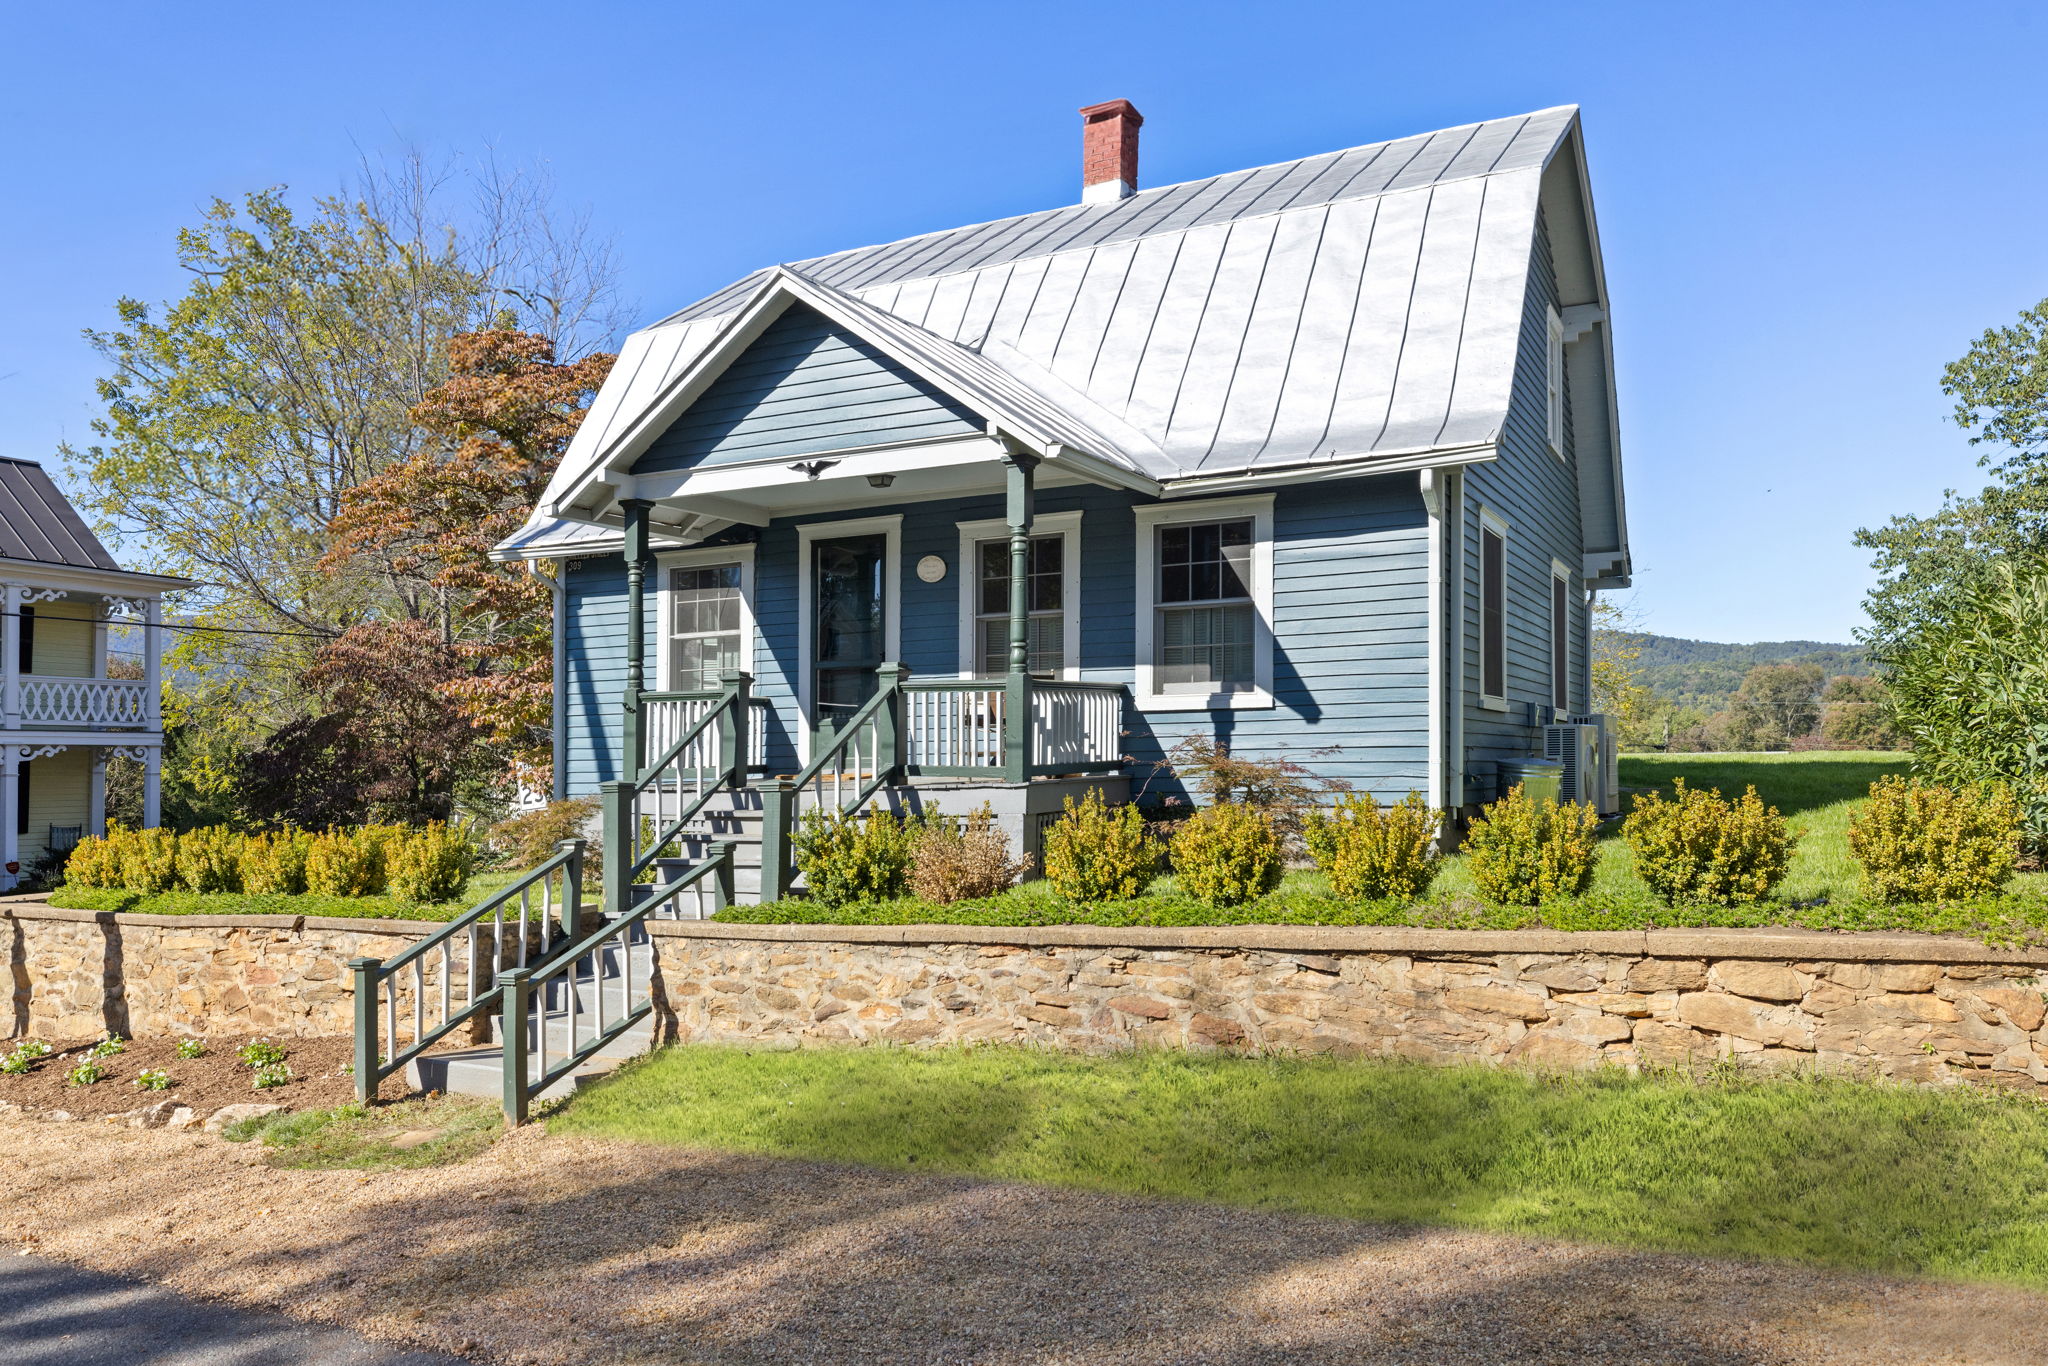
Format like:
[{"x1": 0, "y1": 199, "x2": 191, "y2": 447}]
[{"x1": 1080, "y1": 99, "x2": 1143, "y2": 204}]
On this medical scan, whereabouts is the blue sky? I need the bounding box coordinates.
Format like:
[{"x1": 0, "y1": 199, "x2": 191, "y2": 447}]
[{"x1": 5, "y1": 0, "x2": 2045, "y2": 644}]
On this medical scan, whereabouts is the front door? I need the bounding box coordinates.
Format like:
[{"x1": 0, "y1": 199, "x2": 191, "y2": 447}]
[{"x1": 811, "y1": 533, "x2": 887, "y2": 745}]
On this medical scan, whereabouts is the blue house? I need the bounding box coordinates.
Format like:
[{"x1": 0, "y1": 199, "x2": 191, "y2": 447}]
[{"x1": 496, "y1": 101, "x2": 1629, "y2": 902}]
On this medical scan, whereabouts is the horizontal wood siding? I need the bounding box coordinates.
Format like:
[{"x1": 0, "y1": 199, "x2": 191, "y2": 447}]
[
  {"x1": 631, "y1": 304, "x2": 982, "y2": 475},
  {"x1": 22, "y1": 748, "x2": 90, "y2": 865},
  {"x1": 1457, "y1": 212, "x2": 1587, "y2": 799},
  {"x1": 560, "y1": 479, "x2": 1430, "y2": 804}
]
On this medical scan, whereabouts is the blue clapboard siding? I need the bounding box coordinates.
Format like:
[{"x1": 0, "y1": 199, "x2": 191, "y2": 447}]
[
  {"x1": 631, "y1": 304, "x2": 982, "y2": 475},
  {"x1": 1456, "y1": 211, "x2": 1588, "y2": 798},
  {"x1": 559, "y1": 479, "x2": 1432, "y2": 803}
]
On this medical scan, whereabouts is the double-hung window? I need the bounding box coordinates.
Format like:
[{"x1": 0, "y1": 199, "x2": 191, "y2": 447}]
[
  {"x1": 956, "y1": 512, "x2": 1080, "y2": 679},
  {"x1": 974, "y1": 536, "x2": 1064, "y2": 676},
  {"x1": 660, "y1": 548, "x2": 754, "y2": 690},
  {"x1": 1479, "y1": 512, "x2": 1508, "y2": 705},
  {"x1": 1134, "y1": 496, "x2": 1274, "y2": 710}
]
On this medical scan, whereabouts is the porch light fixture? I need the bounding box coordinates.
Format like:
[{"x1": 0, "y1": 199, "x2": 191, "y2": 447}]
[{"x1": 866, "y1": 473, "x2": 896, "y2": 488}]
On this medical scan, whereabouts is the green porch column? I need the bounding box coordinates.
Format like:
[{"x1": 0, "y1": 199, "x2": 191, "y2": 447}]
[
  {"x1": 1002, "y1": 453, "x2": 1037, "y2": 783},
  {"x1": 620, "y1": 498, "x2": 654, "y2": 785}
]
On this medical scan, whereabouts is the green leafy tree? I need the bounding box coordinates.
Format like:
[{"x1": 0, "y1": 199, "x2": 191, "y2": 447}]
[
  {"x1": 1882, "y1": 559, "x2": 2048, "y2": 852},
  {"x1": 1721, "y1": 663, "x2": 1824, "y2": 750},
  {"x1": 1858, "y1": 297, "x2": 2048, "y2": 659}
]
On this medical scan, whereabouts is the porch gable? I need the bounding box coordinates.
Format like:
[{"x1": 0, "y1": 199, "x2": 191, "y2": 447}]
[{"x1": 630, "y1": 303, "x2": 983, "y2": 477}]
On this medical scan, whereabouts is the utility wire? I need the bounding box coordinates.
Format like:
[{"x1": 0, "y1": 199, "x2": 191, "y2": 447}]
[{"x1": 0, "y1": 608, "x2": 351, "y2": 642}]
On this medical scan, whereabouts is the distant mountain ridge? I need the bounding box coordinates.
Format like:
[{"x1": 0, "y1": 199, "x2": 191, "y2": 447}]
[{"x1": 1629, "y1": 634, "x2": 1870, "y2": 711}]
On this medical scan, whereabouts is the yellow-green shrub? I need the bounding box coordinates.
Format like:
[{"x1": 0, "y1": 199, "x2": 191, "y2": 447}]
[
  {"x1": 119, "y1": 827, "x2": 181, "y2": 894},
  {"x1": 908, "y1": 804, "x2": 1030, "y2": 903},
  {"x1": 1462, "y1": 785, "x2": 1601, "y2": 906},
  {"x1": 1170, "y1": 803, "x2": 1284, "y2": 907},
  {"x1": 1042, "y1": 789, "x2": 1156, "y2": 902},
  {"x1": 62, "y1": 829, "x2": 125, "y2": 889},
  {"x1": 386, "y1": 823, "x2": 477, "y2": 903},
  {"x1": 792, "y1": 808, "x2": 917, "y2": 905},
  {"x1": 1305, "y1": 792, "x2": 1441, "y2": 901},
  {"x1": 174, "y1": 826, "x2": 243, "y2": 894},
  {"x1": 1849, "y1": 776, "x2": 2020, "y2": 904},
  {"x1": 1623, "y1": 779, "x2": 1795, "y2": 906},
  {"x1": 304, "y1": 828, "x2": 388, "y2": 897},
  {"x1": 240, "y1": 829, "x2": 312, "y2": 895}
]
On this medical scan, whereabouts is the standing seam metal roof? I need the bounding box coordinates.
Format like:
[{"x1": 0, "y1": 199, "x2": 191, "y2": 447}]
[
  {"x1": 0, "y1": 458, "x2": 122, "y2": 572},
  {"x1": 534, "y1": 105, "x2": 1587, "y2": 521}
]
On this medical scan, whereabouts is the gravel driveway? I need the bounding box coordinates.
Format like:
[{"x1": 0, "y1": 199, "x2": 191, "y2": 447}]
[
  {"x1": 1, "y1": 1254, "x2": 470, "y2": 1364},
  {"x1": 3, "y1": 1113, "x2": 2043, "y2": 1365}
]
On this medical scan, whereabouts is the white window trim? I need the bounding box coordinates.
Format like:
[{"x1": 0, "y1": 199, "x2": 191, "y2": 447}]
[
  {"x1": 795, "y1": 514, "x2": 902, "y2": 762},
  {"x1": 1133, "y1": 494, "x2": 1275, "y2": 712},
  {"x1": 954, "y1": 510, "x2": 1082, "y2": 680},
  {"x1": 1545, "y1": 306, "x2": 1566, "y2": 457},
  {"x1": 1477, "y1": 507, "x2": 1510, "y2": 712},
  {"x1": 654, "y1": 544, "x2": 756, "y2": 691},
  {"x1": 1549, "y1": 556, "x2": 1573, "y2": 721}
]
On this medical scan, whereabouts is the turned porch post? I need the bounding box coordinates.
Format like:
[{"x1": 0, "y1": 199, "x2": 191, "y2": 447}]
[
  {"x1": 1002, "y1": 452, "x2": 1038, "y2": 784},
  {"x1": 142, "y1": 747, "x2": 161, "y2": 829},
  {"x1": 0, "y1": 746, "x2": 17, "y2": 889},
  {"x1": 620, "y1": 498, "x2": 654, "y2": 786}
]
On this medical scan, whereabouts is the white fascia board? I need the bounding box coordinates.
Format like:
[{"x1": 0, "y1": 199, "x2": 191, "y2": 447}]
[
  {"x1": 0, "y1": 558, "x2": 193, "y2": 595},
  {"x1": 1154, "y1": 441, "x2": 1497, "y2": 499}
]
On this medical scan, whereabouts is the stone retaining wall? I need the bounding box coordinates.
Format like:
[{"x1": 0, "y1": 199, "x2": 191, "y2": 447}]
[
  {"x1": 2, "y1": 901, "x2": 447, "y2": 1040},
  {"x1": 9, "y1": 898, "x2": 2048, "y2": 1087},
  {"x1": 644, "y1": 923, "x2": 2048, "y2": 1087}
]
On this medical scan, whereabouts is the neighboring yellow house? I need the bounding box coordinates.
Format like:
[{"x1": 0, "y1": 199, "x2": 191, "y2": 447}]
[{"x1": 1, "y1": 456, "x2": 188, "y2": 889}]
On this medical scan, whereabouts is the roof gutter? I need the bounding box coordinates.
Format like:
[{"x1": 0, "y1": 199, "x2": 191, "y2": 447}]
[{"x1": 1153, "y1": 440, "x2": 1498, "y2": 498}]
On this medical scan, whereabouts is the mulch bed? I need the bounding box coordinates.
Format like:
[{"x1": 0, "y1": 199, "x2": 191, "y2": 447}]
[{"x1": 0, "y1": 1034, "x2": 356, "y2": 1120}]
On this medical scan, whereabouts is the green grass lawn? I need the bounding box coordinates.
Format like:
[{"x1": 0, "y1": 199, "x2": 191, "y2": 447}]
[
  {"x1": 1432, "y1": 749, "x2": 1939, "y2": 907},
  {"x1": 552, "y1": 1043, "x2": 2048, "y2": 1289}
]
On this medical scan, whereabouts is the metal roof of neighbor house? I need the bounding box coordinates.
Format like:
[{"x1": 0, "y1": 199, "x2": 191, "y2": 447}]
[
  {"x1": 521, "y1": 104, "x2": 1617, "y2": 549},
  {"x1": 0, "y1": 457, "x2": 123, "y2": 572}
]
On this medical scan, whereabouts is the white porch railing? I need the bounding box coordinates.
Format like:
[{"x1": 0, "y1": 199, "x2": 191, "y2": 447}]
[
  {"x1": 15, "y1": 675, "x2": 150, "y2": 728},
  {"x1": 902, "y1": 679, "x2": 1125, "y2": 776},
  {"x1": 643, "y1": 694, "x2": 770, "y2": 769},
  {"x1": 1031, "y1": 682, "x2": 1125, "y2": 770}
]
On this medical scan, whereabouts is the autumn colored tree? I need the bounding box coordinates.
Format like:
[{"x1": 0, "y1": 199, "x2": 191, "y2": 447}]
[
  {"x1": 239, "y1": 621, "x2": 484, "y2": 828},
  {"x1": 321, "y1": 330, "x2": 614, "y2": 785}
]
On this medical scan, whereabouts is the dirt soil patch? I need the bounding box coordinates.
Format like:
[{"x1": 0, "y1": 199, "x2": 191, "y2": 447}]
[
  {"x1": 0, "y1": 1034, "x2": 354, "y2": 1120},
  {"x1": 3, "y1": 1114, "x2": 2046, "y2": 1366}
]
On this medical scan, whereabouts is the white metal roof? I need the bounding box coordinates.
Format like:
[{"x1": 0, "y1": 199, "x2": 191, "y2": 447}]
[{"x1": 516, "y1": 105, "x2": 1622, "y2": 557}]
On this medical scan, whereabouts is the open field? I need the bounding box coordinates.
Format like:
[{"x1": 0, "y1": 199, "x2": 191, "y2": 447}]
[{"x1": 551, "y1": 1043, "x2": 2048, "y2": 1291}]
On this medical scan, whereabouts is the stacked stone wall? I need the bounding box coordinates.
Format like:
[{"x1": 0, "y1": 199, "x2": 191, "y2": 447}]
[{"x1": 8, "y1": 901, "x2": 2047, "y2": 1088}]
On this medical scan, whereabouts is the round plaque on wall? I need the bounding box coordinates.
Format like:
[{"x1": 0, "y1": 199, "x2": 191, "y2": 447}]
[{"x1": 915, "y1": 554, "x2": 947, "y2": 584}]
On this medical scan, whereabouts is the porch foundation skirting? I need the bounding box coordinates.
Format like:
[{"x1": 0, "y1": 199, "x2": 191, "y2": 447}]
[{"x1": 9, "y1": 900, "x2": 2047, "y2": 1089}]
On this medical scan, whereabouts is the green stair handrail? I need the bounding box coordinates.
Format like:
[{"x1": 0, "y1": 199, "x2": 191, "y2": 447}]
[
  {"x1": 349, "y1": 839, "x2": 585, "y2": 1102},
  {"x1": 498, "y1": 841, "x2": 735, "y2": 1123},
  {"x1": 756, "y1": 662, "x2": 908, "y2": 901},
  {"x1": 601, "y1": 670, "x2": 751, "y2": 915}
]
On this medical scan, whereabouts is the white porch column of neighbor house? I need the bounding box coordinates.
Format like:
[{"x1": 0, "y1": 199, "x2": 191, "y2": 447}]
[
  {"x1": 142, "y1": 746, "x2": 161, "y2": 829},
  {"x1": 1, "y1": 581, "x2": 19, "y2": 730},
  {"x1": 143, "y1": 597, "x2": 162, "y2": 730},
  {"x1": 88, "y1": 748, "x2": 107, "y2": 836},
  {"x1": 1, "y1": 746, "x2": 18, "y2": 890}
]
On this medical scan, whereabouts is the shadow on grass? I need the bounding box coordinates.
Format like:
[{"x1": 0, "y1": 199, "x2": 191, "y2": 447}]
[{"x1": 18, "y1": 1043, "x2": 2048, "y2": 1366}]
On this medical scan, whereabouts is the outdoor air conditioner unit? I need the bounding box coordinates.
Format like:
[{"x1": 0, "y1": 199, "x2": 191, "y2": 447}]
[
  {"x1": 1570, "y1": 712, "x2": 1620, "y2": 814},
  {"x1": 1545, "y1": 721, "x2": 1613, "y2": 814}
]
